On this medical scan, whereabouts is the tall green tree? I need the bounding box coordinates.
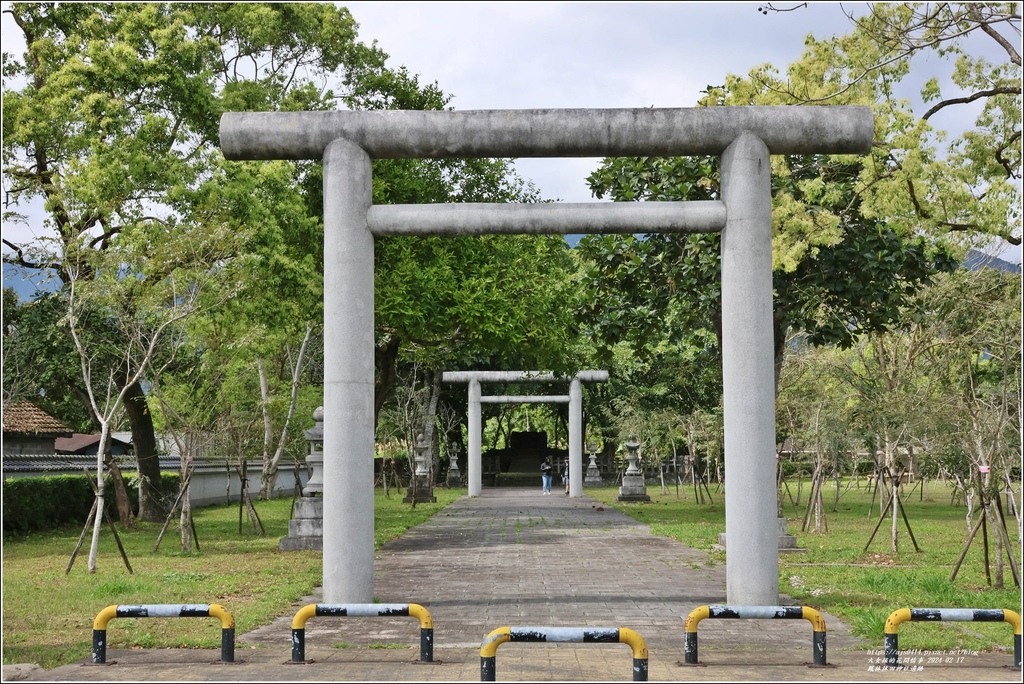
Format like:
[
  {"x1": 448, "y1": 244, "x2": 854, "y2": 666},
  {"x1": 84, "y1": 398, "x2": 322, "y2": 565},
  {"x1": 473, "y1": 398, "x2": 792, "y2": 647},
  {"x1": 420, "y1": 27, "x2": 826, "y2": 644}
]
[
  {"x1": 577, "y1": 154, "x2": 957, "y2": 388},
  {"x1": 579, "y1": 3, "x2": 1018, "y2": 385},
  {"x1": 2, "y1": 2, "x2": 384, "y2": 519},
  {"x1": 759, "y1": 2, "x2": 1021, "y2": 248},
  {"x1": 60, "y1": 210, "x2": 240, "y2": 570}
]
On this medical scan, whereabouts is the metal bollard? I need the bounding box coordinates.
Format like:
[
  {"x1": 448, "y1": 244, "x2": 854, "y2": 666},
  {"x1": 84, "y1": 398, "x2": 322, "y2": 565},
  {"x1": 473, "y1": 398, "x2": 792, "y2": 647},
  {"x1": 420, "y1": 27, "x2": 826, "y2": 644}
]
[
  {"x1": 91, "y1": 604, "x2": 234, "y2": 664},
  {"x1": 480, "y1": 625, "x2": 648, "y2": 681},
  {"x1": 884, "y1": 608, "x2": 1021, "y2": 669},
  {"x1": 683, "y1": 605, "x2": 827, "y2": 666},
  {"x1": 289, "y1": 603, "x2": 433, "y2": 663}
]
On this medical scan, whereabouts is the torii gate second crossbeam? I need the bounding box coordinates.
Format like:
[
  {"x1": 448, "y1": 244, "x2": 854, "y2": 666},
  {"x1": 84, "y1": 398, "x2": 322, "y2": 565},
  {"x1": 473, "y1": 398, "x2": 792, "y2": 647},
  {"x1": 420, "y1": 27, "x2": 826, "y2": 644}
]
[{"x1": 442, "y1": 371, "x2": 609, "y2": 497}]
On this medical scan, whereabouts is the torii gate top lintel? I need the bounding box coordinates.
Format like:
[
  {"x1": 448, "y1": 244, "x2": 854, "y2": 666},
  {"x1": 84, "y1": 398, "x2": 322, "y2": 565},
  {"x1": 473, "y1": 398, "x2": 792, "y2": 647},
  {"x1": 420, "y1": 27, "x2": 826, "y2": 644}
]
[
  {"x1": 220, "y1": 106, "x2": 873, "y2": 161},
  {"x1": 442, "y1": 370, "x2": 609, "y2": 384}
]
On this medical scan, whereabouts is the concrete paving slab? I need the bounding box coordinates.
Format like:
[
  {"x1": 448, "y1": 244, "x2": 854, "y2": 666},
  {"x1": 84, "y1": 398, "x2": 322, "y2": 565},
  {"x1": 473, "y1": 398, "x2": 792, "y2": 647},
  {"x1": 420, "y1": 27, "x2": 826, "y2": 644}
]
[{"x1": 6, "y1": 489, "x2": 1020, "y2": 682}]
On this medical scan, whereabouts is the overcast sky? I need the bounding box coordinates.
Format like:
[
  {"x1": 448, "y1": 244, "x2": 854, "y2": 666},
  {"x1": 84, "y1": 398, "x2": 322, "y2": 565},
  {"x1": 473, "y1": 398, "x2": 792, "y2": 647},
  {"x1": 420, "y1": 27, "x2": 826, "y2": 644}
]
[
  {"x1": 344, "y1": 1, "x2": 858, "y2": 203},
  {"x1": 2, "y1": 2, "x2": 1020, "y2": 264},
  {"x1": 342, "y1": 1, "x2": 1020, "y2": 262}
]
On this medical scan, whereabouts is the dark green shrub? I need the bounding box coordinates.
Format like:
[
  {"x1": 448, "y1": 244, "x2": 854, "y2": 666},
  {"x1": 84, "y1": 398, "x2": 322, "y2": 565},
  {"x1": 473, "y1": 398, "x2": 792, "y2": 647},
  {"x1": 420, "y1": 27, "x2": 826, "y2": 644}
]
[
  {"x1": 2, "y1": 472, "x2": 180, "y2": 534},
  {"x1": 2, "y1": 475, "x2": 94, "y2": 533}
]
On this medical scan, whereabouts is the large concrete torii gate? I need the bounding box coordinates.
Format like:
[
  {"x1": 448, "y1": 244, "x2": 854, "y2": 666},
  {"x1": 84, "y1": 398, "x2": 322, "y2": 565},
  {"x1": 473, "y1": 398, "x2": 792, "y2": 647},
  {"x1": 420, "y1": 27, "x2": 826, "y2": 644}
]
[
  {"x1": 442, "y1": 370, "x2": 610, "y2": 497},
  {"x1": 220, "y1": 106, "x2": 874, "y2": 606}
]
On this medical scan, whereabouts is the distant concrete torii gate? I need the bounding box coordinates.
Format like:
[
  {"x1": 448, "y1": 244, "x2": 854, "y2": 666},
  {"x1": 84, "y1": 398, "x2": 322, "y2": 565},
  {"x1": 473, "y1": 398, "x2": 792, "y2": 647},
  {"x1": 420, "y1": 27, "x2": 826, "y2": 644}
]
[
  {"x1": 442, "y1": 371, "x2": 609, "y2": 497},
  {"x1": 220, "y1": 105, "x2": 874, "y2": 607}
]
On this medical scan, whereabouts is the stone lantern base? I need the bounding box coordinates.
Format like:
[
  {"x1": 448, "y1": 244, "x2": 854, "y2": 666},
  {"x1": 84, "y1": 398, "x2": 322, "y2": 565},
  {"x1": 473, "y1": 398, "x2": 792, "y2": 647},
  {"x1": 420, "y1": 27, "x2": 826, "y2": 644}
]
[
  {"x1": 279, "y1": 496, "x2": 323, "y2": 551},
  {"x1": 716, "y1": 517, "x2": 804, "y2": 553},
  {"x1": 446, "y1": 460, "x2": 462, "y2": 487},
  {"x1": 584, "y1": 455, "x2": 602, "y2": 485},
  {"x1": 403, "y1": 476, "x2": 436, "y2": 504},
  {"x1": 617, "y1": 472, "x2": 650, "y2": 502}
]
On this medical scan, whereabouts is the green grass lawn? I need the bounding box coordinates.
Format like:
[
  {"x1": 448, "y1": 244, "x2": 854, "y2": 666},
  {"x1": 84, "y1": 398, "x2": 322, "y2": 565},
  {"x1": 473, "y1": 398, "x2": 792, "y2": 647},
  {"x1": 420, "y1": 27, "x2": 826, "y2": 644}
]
[
  {"x1": 588, "y1": 478, "x2": 1022, "y2": 655},
  {"x1": 1, "y1": 487, "x2": 464, "y2": 669},
  {"x1": 4, "y1": 478, "x2": 1020, "y2": 668}
]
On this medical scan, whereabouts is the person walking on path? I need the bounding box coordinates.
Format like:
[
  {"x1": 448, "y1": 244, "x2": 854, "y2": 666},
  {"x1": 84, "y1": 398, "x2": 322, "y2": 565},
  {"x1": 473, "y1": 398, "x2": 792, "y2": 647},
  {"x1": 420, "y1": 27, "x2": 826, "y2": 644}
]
[
  {"x1": 541, "y1": 457, "x2": 553, "y2": 494},
  {"x1": 561, "y1": 458, "x2": 570, "y2": 495}
]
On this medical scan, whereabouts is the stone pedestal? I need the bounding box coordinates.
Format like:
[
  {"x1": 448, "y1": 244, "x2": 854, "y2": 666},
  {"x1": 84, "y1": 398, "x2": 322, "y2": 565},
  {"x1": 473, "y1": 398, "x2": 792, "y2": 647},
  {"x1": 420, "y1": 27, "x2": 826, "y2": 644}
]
[
  {"x1": 403, "y1": 477, "x2": 437, "y2": 503},
  {"x1": 716, "y1": 517, "x2": 804, "y2": 553},
  {"x1": 279, "y1": 497, "x2": 323, "y2": 551},
  {"x1": 617, "y1": 435, "x2": 650, "y2": 502}
]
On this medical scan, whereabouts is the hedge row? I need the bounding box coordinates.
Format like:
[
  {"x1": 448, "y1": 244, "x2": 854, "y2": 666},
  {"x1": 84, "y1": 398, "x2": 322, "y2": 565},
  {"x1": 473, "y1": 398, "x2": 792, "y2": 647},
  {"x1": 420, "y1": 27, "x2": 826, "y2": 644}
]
[{"x1": 2, "y1": 472, "x2": 179, "y2": 535}]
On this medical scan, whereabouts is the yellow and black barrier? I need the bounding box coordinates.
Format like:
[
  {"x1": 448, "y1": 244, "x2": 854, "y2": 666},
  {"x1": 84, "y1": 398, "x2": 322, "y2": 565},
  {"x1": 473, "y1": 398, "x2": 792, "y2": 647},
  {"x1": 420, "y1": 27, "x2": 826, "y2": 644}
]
[
  {"x1": 290, "y1": 603, "x2": 433, "y2": 663},
  {"x1": 884, "y1": 608, "x2": 1021, "y2": 669},
  {"x1": 480, "y1": 626, "x2": 648, "y2": 681},
  {"x1": 91, "y1": 604, "x2": 234, "y2": 664},
  {"x1": 683, "y1": 605, "x2": 827, "y2": 666}
]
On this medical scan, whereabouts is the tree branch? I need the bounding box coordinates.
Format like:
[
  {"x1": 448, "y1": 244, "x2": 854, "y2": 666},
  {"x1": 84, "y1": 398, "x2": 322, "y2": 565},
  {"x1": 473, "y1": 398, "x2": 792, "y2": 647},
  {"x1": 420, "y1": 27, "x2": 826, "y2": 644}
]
[
  {"x1": 969, "y1": 5, "x2": 1022, "y2": 67},
  {"x1": 995, "y1": 130, "x2": 1022, "y2": 179},
  {"x1": 2, "y1": 239, "x2": 52, "y2": 271},
  {"x1": 922, "y1": 87, "x2": 1021, "y2": 121}
]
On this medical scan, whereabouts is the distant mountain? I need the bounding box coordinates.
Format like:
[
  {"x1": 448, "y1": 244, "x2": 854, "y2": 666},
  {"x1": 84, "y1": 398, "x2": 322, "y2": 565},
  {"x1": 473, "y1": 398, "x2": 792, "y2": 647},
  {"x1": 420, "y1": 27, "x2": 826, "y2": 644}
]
[
  {"x1": 963, "y1": 249, "x2": 1022, "y2": 275},
  {"x1": 2, "y1": 246, "x2": 1017, "y2": 304}
]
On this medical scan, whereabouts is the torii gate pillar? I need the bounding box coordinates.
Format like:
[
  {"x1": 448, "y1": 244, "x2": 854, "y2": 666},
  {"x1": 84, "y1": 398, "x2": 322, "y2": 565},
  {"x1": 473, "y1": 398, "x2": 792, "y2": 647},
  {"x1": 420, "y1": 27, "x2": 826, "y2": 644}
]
[{"x1": 720, "y1": 132, "x2": 778, "y2": 603}]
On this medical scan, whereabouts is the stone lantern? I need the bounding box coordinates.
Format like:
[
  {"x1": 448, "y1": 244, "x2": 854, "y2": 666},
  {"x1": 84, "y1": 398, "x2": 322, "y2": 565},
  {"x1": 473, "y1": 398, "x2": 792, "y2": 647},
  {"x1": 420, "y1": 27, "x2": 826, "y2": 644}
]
[
  {"x1": 403, "y1": 433, "x2": 436, "y2": 504},
  {"x1": 302, "y1": 406, "x2": 324, "y2": 496},
  {"x1": 280, "y1": 406, "x2": 325, "y2": 551},
  {"x1": 446, "y1": 442, "x2": 462, "y2": 486},
  {"x1": 584, "y1": 441, "x2": 603, "y2": 485},
  {"x1": 617, "y1": 434, "x2": 650, "y2": 502}
]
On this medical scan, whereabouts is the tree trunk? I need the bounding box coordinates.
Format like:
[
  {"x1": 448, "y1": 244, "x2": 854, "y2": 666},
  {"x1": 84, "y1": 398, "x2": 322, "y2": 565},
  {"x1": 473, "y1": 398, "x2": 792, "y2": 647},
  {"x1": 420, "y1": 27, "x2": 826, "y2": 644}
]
[
  {"x1": 374, "y1": 336, "x2": 401, "y2": 429},
  {"x1": 257, "y1": 324, "x2": 313, "y2": 500},
  {"x1": 773, "y1": 314, "x2": 787, "y2": 397},
  {"x1": 180, "y1": 487, "x2": 193, "y2": 553},
  {"x1": 105, "y1": 453, "x2": 136, "y2": 529},
  {"x1": 422, "y1": 370, "x2": 442, "y2": 484},
  {"x1": 989, "y1": 503, "x2": 1004, "y2": 589},
  {"x1": 890, "y1": 473, "x2": 900, "y2": 554},
  {"x1": 88, "y1": 424, "x2": 112, "y2": 571},
  {"x1": 122, "y1": 380, "x2": 165, "y2": 523}
]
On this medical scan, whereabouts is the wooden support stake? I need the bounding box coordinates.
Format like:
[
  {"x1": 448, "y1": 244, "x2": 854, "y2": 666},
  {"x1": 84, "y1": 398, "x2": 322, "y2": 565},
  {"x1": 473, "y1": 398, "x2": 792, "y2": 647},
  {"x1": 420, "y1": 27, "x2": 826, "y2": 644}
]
[
  {"x1": 66, "y1": 498, "x2": 98, "y2": 575},
  {"x1": 950, "y1": 514, "x2": 986, "y2": 582},
  {"x1": 153, "y1": 465, "x2": 194, "y2": 553},
  {"x1": 863, "y1": 494, "x2": 895, "y2": 554},
  {"x1": 993, "y1": 495, "x2": 1021, "y2": 588}
]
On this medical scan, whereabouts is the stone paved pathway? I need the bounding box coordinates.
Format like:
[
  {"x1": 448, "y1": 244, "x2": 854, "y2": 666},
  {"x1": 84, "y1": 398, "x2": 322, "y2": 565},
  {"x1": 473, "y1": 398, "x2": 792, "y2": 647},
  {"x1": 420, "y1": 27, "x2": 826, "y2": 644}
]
[{"x1": 240, "y1": 487, "x2": 862, "y2": 654}]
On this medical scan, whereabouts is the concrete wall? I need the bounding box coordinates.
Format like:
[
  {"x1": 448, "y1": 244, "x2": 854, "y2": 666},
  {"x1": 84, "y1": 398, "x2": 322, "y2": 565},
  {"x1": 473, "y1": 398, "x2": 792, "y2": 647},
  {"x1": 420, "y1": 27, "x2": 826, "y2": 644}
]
[
  {"x1": 2, "y1": 435, "x2": 65, "y2": 456},
  {"x1": 187, "y1": 462, "x2": 307, "y2": 508},
  {"x1": 1, "y1": 456, "x2": 307, "y2": 508}
]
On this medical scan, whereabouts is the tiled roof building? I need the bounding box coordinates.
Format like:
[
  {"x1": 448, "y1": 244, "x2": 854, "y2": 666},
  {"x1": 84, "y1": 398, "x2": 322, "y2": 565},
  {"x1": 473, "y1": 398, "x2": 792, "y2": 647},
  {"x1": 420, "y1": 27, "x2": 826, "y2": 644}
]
[
  {"x1": 2, "y1": 401, "x2": 72, "y2": 435},
  {"x1": 2, "y1": 401, "x2": 74, "y2": 463}
]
